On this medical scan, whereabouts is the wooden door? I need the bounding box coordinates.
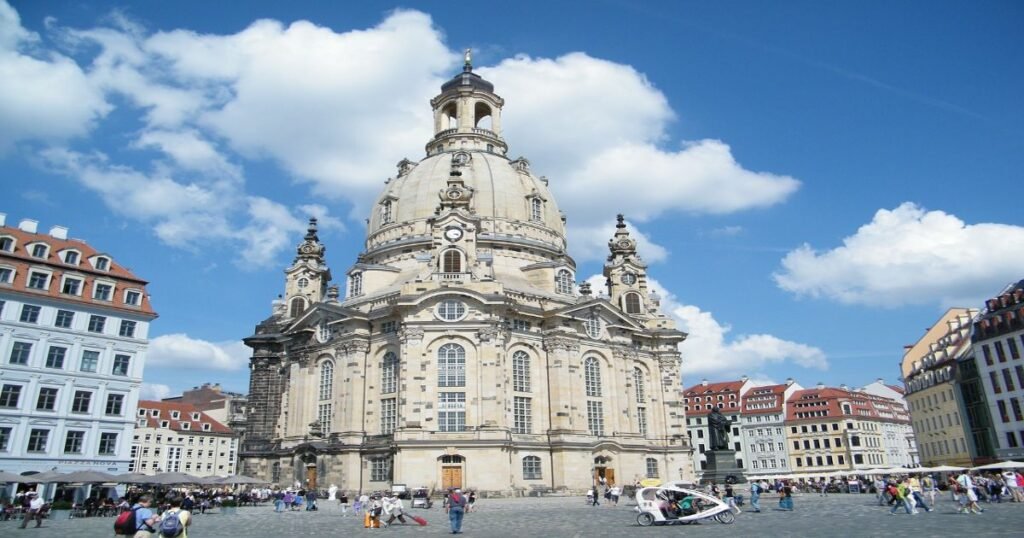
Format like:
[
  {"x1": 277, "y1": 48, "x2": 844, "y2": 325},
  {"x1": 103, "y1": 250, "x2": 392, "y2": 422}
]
[
  {"x1": 306, "y1": 466, "x2": 317, "y2": 490},
  {"x1": 442, "y1": 466, "x2": 463, "y2": 490},
  {"x1": 604, "y1": 468, "x2": 615, "y2": 485}
]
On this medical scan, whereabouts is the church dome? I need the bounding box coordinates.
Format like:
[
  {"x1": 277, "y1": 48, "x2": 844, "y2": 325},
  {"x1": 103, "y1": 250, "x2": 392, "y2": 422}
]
[{"x1": 364, "y1": 56, "x2": 568, "y2": 258}]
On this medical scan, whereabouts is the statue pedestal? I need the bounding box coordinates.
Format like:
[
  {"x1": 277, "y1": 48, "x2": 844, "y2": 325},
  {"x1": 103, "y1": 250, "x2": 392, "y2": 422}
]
[{"x1": 701, "y1": 450, "x2": 746, "y2": 485}]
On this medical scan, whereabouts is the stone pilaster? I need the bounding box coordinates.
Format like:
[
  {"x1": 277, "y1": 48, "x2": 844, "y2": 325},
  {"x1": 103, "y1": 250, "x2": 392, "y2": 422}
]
[{"x1": 543, "y1": 336, "x2": 580, "y2": 432}]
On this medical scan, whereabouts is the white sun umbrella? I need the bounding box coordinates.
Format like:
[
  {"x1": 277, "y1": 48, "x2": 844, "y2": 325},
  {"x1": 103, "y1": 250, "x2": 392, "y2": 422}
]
[
  {"x1": 0, "y1": 470, "x2": 26, "y2": 482},
  {"x1": 56, "y1": 470, "x2": 119, "y2": 483},
  {"x1": 924, "y1": 465, "x2": 966, "y2": 473},
  {"x1": 150, "y1": 472, "x2": 204, "y2": 485},
  {"x1": 217, "y1": 475, "x2": 267, "y2": 485},
  {"x1": 972, "y1": 460, "x2": 1024, "y2": 471}
]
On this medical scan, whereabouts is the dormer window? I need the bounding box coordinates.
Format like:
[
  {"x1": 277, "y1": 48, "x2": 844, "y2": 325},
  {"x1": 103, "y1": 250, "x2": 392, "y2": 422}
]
[
  {"x1": 0, "y1": 266, "x2": 12, "y2": 284},
  {"x1": 381, "y1": 199, "x2": 394, "y2": 225},
  {"x1": 191, "y1": 413, "x2": 200, "y2": 421},
  {"x1": 202, "y1": 423, "x2": 211, "y2": 432},
  {"x1": 171, "y1": 411, "x2": 180, "y2": 419},
  {"x1": 94, "y1": 257, "x2": 110, "y2": 271},
  {"x1": 27, "y1": 270, "x2": 50, "y2": 290},
  {"x1": 0, "y1": 236, "x2": 13, "y2": 252},
  {"x1": 30, "y1": 244, "x2": 49, "y2": 259},
  {"x1": 151, "y1": 409, "x2": 160, "y2": 418},
  {"x1": 124, "y1": 290, "x2": 142, "y2": 306},
  {"x1": 530, "y1": 198, "x2": 543, "y2": 222},
  {"x1": 349, "y1": 273, "x2": 363, "y2": 296},
  {"x1": 181, "y1": 422, "x2": 190, "y2": 430},
  {"x1": 94, "y1": 282, "x2": 113, "y2": 301},
  {"x1": 62, "y1": 251, "x2": 79, "y2": 265},
  {"x1": 61, "y1": 276, "x2": 82, "y2": 295},
  {"x1": 160, "y1": 420, "x2": 169, "y2": 428}
]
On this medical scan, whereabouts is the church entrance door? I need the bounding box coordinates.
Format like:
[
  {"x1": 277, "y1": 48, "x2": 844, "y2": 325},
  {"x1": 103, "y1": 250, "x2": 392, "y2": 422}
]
[
  {"x1": 442, "y1": 467, "x2": 463, "y2": 490},
  {"x1": 306, "y1": 465, "x2": 317, "y2": 490}
]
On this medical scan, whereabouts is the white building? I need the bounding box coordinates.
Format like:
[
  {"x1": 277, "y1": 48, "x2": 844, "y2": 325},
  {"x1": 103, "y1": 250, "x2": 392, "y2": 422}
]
[
  {"x1": 240, "y1": 59, "x2": 693, "y2": 494},
  {"x1": 859, "y1": 379, "x2": 919, "y2": 467},
  {"x1": 971, "y1": 279, "x2": 1024, "y2": 460},
  {"x1": 0, "y1": 214, "x2": 156, "y2": 475},
  {"x1": 683, "y1": 378, "x2": 753, "y2": 476},
  {"x1": 740, "y1": 379, "x2": 802, "y2": 475},
  {"x1": 130, "y1": 400, "x2": 237, "y2": 476}
]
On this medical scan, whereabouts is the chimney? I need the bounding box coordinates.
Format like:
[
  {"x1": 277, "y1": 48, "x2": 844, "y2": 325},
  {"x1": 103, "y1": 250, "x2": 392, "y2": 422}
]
[
  {"x1": 876, "y1": 377, "x2": 883, "y2": 384},
  {"x1": 840, "y1": 384, "x2": 849, "y2": 391},
  {"x1": 0, "y1": 213, "x2": 6, "y2": 226},
  {"x1": 816, "y1": 382, "x2": 825, "y2": 390},
  {"x1": 18, "y1": 219, "x2": 38, "y2": 233},
  {"x1": 701, "y1": 379, "x2": 709, "y2": 387},
  {"x1": 49, "y1": 226, "x2": 68, "y2": 240},
  {"x1": 785, "y1": 377, "x2": 794, "y2": 386}
]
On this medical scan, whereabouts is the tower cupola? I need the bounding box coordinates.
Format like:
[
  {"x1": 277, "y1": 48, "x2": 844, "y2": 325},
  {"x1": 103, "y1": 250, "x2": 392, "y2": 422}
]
[{"x1": 427, "y1": 49, "x2": 507, "y2": 156}]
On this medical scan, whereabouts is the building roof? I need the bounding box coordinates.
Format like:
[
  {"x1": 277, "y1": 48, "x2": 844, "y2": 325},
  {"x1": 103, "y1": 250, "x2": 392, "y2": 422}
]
[
  {"x1": 785, "y1": 387, "x2": 910, "y2": 424},
  {"x1": 137, "y1": 400, "x2": 233, "y2": 435},
  {"x1": 0, "y1": 221, "x2": 156, "y2": 317},
  {"x1": 741, "y1": 383, "x2": 788, "y2": 415},
  {"x1": 683, "y1": 380, "x2": 745, "y2": 396}
]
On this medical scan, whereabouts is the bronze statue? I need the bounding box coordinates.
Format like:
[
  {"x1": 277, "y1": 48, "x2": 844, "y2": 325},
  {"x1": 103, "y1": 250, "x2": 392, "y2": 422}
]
[{"x1": 707, "y1": 407, "x2": 732, "y2": 451}]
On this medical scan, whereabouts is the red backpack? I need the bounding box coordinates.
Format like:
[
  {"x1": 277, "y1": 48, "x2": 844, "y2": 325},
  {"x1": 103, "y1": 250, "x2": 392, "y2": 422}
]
[{"x1": 113, "y1": 507, "x2": 140, "y2": 535}]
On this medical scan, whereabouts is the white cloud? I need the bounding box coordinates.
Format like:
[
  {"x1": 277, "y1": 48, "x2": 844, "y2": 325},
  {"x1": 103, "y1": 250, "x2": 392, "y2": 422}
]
[
  {"x1": 7, "y1": 4, "x2": 802, "y2": 267},
  {"x1": 140, "y1": 382, "x2": 173, "y2": 401},
  {"x1": 774, "y1": 202, "x2": 1024, "y2": 307},
  {"x1": 0, "y1": 1, "x2": 110, "y2": 150},
  {"x1": 648, "y1": 277, "x2": 827, "y2": 380},
  {"x1": 485, "y1": 53, "x2": 800, "y2": 261},
  {"x1": 584, "y1": 273, "x2": 827, "y2": 379},
  {"x1": 148, "y1": 333, "x2": 249, "y2": 371}
]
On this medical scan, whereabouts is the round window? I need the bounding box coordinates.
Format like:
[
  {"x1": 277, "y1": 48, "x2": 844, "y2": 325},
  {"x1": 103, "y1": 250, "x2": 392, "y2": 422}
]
[
  {"x1": 436, "y1": 299, "x2": 467, "y2": 322},
  {"x1": 297, "y1": 277, "x2": 309, "y2": 289}
]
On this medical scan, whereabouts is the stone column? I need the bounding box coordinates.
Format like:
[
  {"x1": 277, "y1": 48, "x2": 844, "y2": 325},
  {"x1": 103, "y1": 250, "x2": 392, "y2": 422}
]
[
  {"x1": 397, "y1": 326, "x2": 424, "y2": 430},
  {"x1": 477, "y1": 325, "x2": 508, "y2": 430},
  {"x1": 543, "y1": 336, "x2": 580, "y2": 432},
  {"x1": 335, "y1": 339, "x2": 370, "y2": 440}
]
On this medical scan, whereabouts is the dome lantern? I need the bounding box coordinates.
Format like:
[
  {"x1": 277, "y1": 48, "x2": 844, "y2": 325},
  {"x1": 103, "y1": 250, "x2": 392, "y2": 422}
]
[{"x1": 427, "y1": 49, "x2": 508, "y2": 156}]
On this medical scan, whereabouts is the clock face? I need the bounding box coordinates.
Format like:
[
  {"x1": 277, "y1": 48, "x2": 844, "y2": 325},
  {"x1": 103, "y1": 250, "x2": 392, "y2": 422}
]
[
  {"x1": 621, "y1": 273, "x2": 637, "y2": 285},
  {"x1": 447, "y1": 188, "x2": 463, "y2": 200},
  {"x1": 444, "y1": 227, "x2": 464, "y2": 241}
]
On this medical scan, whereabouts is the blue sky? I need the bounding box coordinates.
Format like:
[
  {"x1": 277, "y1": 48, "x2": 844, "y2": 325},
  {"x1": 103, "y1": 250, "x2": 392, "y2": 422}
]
[{"x1": 2, "y1": 0, "x2": 1022, "y2": 399}]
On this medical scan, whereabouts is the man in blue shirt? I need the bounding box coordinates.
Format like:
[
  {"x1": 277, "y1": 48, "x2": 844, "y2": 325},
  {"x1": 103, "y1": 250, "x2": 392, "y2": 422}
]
[{"x1": 131, "y1": 495, "x2": 159, "y2": 537}]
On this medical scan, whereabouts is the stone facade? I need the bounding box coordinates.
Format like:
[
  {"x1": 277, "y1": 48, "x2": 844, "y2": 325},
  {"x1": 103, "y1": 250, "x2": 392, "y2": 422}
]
[{"x1": 239, "y1": 60, "x2": 694, "y2": 495}]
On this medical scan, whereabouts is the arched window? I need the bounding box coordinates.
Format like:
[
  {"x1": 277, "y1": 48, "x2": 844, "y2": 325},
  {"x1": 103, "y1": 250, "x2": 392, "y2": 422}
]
[
  {"x1": 381, "y1": 200, "x2": 393, "y2": 224},
  {"x1": 645, "y1": 457, "x2": 659, "y2": 478},
  {"x1": 289, "y1": 297, "x2": 306, "y2": 318},
  {"x1": 381, "y1": 352, "x2": 398, "y2": 394},
  {"x1": 438, "y1": 343, "x2": 466, "y2": 387},
  {"x1": 530, "y1": 198, "x2": 543, "y2": 222},
  {"x1": 350, "y1": 273, "x2": 363, "y2": 296},
  {"x1": 442, "y1": 250, "x2": 462, "y2": 273},
  {"x1": 522, "y1": 456, "x2": 542, "y2": 480},
  {"x1": 442, "y1": 103, "x2": 458, "y2": 129},
  {"x1": 513, "y1": 351, "x2": 531, "y2": 393},
  {"x1": 319, "y1": 361, "x2": 333, "y2": 400},
  {"x1": 634, "y1": 367, "x2": 645, "y2": 403},
  {"x1": 624, "y1": 293, "x2": 642, "y2": 314},
  {"x1": 555, "y1": 269, "x2": 573, "y2": 294},
  {"x1": 585, "y1": 357, "x2": 602, "y2": 397},
  {"x1": 474, "y1": 102, "x2": 493, "y2": 129},
  {"x1": 584, "y1": 312, "x2": 602, "y2": 339}
]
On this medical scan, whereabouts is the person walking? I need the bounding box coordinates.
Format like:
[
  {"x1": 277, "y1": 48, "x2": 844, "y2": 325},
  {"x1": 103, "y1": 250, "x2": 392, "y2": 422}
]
[
  {"x1": 778, "y1": 484, "x2": 794, "y2": 511},
  {"x1": 749, "y1": 480, "x2": 762, "y2": 513},
  {"x1": 339, "y1": 492, "x2": 350, "y2": 517},
  {"x1": 383, "y1": 493, "x2": 409, "y2": 527},
  {"x1": 158, "y1": 496, "x2": 191, "y2": 538},
  {"x1": 874, "y1": 478, "x2": 887, "y2": 506},
  {"x1": 18, "y1": 492, "x2": 45, "y2": 529},
  {"x1": 956, "y1": 472, "x2": 983, "y2": 514},
  {"x1": 130, "y1": 495, "x2": 159, "y2": 537},
  {"x1": 609, "y1": 485, "x2": 621, "y2": 506},
  {"x1": 446, "y1": 488, "x2": 468, "y2": 534},
  {"x1": 887, "y1": 481, "x2": 913, "y2": 515}
]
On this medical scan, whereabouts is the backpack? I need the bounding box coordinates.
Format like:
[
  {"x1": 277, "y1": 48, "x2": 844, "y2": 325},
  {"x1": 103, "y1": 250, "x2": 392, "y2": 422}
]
[
  {"x1": 159, "y1": 510, "x2": 184, "y2": 537},
  {"x1": 113, "y1": 507, "x2": 140, "y2": 535}
]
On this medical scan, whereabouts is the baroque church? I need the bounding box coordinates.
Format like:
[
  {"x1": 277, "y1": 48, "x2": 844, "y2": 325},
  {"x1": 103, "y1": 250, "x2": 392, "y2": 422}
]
[{"x1": 240, "y1": 55, "x2": 695, "y2": 494}]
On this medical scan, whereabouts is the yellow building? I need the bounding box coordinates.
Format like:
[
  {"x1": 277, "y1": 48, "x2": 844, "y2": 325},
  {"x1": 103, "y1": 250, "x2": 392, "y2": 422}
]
[{"x1": 901, "y1": 308, "x2": 977, "y2": 467}]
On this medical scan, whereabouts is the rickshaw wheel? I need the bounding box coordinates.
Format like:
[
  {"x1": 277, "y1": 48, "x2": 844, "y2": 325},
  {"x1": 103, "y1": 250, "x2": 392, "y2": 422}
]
[
  {"x1": 637, "y1": 512, "x2": 655, "y2": 527},
  {"x1": 715, "y1": 511, "x2": 736, "y2": 524}
]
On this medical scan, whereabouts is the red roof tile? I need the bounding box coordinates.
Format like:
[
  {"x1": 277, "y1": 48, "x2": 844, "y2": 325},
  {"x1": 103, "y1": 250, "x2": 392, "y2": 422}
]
[
  {"x1": 0, "y1": 225, "x2": 156, "y2": 317},
  {"x1": 137, "y1": 400, "x2": 233, "y2": 434}
]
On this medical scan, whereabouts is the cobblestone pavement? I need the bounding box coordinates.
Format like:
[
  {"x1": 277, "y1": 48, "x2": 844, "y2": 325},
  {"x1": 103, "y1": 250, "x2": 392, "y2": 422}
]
[{"x1": 7, "y1": 493, "x2": 1024, "y2": 537}]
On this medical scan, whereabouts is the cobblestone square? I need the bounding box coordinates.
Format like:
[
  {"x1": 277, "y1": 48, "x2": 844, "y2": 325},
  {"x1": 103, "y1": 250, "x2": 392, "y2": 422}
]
[{"x1": 8, "y1": 492, "x2": 1024, "y2": 538}]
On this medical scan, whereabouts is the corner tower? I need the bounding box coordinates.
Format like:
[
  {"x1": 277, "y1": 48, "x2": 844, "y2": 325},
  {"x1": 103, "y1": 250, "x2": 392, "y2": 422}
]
[{"x1": 283, "y1": 218, "x2": 331, "y2": 318}]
